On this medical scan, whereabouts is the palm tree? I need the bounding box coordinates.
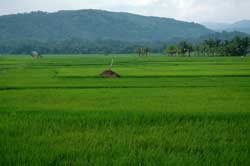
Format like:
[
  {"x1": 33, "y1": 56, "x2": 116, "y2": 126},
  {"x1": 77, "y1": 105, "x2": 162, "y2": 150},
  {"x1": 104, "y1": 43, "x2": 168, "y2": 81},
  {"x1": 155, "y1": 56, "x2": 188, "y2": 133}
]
[{"x1": 145, "y1": 47, "x2": 150, "y2": 56}]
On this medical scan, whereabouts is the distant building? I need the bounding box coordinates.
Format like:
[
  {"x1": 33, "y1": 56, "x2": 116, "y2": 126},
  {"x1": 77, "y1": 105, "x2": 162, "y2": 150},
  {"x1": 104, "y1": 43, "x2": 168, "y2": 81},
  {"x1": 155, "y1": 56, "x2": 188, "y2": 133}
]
[{"x1": 31, "y1": 51, "x2": 42, "y2": 59}]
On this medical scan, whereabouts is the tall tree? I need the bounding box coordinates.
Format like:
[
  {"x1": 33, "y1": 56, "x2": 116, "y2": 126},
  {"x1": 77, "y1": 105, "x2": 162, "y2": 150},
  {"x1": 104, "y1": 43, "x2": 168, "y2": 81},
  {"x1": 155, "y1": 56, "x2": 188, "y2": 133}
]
[
  {"x1": 165, "y1": 45, "x2": 177, "y2": 56},
  {"x1": 177, "y1": 41, "x2": 193, "y2": 56}
]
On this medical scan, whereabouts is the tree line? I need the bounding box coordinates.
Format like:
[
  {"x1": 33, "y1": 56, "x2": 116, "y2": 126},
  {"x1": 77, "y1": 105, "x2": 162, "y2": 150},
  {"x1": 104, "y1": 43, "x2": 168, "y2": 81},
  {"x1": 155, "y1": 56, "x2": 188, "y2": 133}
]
[
  {"x1": 0, "y1": 36, "x2": 249, "y2": 56},
  {"x1": 165, "y1": 36, "x2": 250, "y2": 56},
  {"x1": 0, "y1": 39, "x2": 163, "y2": 55}
]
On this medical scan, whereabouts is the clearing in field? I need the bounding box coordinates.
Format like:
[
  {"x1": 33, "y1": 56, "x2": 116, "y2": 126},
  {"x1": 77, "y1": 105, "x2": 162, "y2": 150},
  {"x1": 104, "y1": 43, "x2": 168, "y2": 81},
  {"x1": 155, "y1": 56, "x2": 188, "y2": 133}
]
[{"x1": 0, "y1": 55, "x2": 250, "y2": 165}]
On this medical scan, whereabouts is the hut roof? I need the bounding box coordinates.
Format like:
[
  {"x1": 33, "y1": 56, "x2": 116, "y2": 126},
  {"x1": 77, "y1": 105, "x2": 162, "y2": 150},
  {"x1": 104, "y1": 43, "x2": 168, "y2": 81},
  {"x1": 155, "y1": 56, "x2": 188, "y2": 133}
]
[{"x1": 100, "y1": 69, "x2": 120, "y2": 78}]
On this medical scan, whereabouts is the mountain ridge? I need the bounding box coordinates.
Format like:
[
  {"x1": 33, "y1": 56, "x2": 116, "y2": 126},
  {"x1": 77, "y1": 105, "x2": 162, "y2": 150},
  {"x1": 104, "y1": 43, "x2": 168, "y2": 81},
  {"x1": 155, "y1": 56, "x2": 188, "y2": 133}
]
[
  {"x1": 202, "y1": 20, "x2": 250, "y2": 34},
  {"x1": 0, "y1": 9, "x2": 213, "y2": 42}
]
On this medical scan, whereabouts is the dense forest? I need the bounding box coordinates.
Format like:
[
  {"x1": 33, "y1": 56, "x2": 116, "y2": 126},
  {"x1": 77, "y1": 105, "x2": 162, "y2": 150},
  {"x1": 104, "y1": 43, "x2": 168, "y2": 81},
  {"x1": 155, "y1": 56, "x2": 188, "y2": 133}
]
[
  {"x1": 0, "y1": 10, "x2": 212, "y2": 42},
  {"x1": 0, "y1": 35, "x2": 249, "y2": 56},
  {"x1": 0, "y1": 39, "x2": 166, "y2": 54}
]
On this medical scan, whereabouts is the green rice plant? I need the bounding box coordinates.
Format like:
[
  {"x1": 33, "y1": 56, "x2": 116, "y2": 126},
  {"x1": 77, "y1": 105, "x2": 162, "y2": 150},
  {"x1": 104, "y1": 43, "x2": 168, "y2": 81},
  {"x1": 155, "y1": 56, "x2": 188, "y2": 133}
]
[{"x1": 0, "y1": 55, "x2": 250, "y2": 165}]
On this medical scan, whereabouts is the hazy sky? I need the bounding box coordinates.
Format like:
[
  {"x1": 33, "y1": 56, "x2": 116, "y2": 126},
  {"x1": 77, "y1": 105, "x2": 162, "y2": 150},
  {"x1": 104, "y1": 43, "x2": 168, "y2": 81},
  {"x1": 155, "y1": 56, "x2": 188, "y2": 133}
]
[{"x1": 1, "y1": 0, "x2": 250, "y2": 23}]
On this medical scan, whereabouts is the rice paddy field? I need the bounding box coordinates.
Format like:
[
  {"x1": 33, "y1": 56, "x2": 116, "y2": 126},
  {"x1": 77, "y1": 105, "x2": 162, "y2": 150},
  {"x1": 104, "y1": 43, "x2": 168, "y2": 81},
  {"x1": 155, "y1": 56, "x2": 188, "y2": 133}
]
[{"x1": 0, "y1": 54, "x2": 250, "y2": 165}]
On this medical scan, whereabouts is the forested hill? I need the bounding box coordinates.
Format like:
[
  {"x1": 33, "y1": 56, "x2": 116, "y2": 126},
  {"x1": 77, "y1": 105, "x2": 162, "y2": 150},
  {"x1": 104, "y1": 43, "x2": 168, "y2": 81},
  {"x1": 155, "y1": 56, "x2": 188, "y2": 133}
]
[
  {"x1": 0, "y1": 9, "x2": 213, "y2": 42},
  {"x1": 203, "y1": 20, "x2": 250, "y2": 34}
]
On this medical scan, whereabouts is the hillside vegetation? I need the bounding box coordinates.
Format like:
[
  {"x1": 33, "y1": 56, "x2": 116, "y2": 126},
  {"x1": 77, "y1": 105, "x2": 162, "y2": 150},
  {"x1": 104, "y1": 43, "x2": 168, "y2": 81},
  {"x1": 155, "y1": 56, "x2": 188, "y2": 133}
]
[
  {"x1": 0, "y1": 10, "x2": 212, "y2": 42},
  {"x1": 0, "y1": 10, "x2": 249, "y2": 55}
]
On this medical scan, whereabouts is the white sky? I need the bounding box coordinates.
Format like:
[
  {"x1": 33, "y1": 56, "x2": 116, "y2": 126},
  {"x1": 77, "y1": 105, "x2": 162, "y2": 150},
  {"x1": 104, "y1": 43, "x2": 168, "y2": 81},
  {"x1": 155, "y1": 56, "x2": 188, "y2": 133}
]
[{"x1": 1, "y1": 0, "x2": 250, "y2": 23}]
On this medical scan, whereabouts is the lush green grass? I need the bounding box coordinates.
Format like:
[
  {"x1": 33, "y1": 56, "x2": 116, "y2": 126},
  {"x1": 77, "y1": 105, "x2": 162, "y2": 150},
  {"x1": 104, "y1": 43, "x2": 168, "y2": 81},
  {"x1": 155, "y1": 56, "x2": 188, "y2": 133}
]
[{"x1": 0, "y1": 55, "x2": 250, "y2": 165}]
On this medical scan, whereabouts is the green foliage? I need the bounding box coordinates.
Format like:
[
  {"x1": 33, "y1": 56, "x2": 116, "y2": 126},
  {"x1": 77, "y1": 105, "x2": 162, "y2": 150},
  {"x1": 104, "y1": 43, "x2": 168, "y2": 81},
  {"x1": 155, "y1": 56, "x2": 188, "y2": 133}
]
[
  {"x1": 177, "y1": 41, "x2": 193, "y2": 56},
  {"x1": 1, "y1": 55, "x2": 250, "y2": 165},
  {"x1": 225, "y1": 37, "x2": 250, "y2": 56},
  {"x1": 165, "y1": 36, "x2": 250, "y2": 57},
  {"x1": 165, "y1": 45, "x2": 178, "y2": 55},
  {"x1": 0, "y1": 39, "x2": 167, "y2": 55}
]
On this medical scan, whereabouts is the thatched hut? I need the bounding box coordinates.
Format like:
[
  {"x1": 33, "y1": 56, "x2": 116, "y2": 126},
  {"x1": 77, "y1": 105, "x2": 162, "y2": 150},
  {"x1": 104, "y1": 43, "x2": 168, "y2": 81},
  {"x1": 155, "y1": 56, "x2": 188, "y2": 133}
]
[
  {"x1": 100, "y1": 69, "x2": 120, "y2": 78},
  {"x1": 31, "y1": 51, "x2": 42, "y2": 59}
]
